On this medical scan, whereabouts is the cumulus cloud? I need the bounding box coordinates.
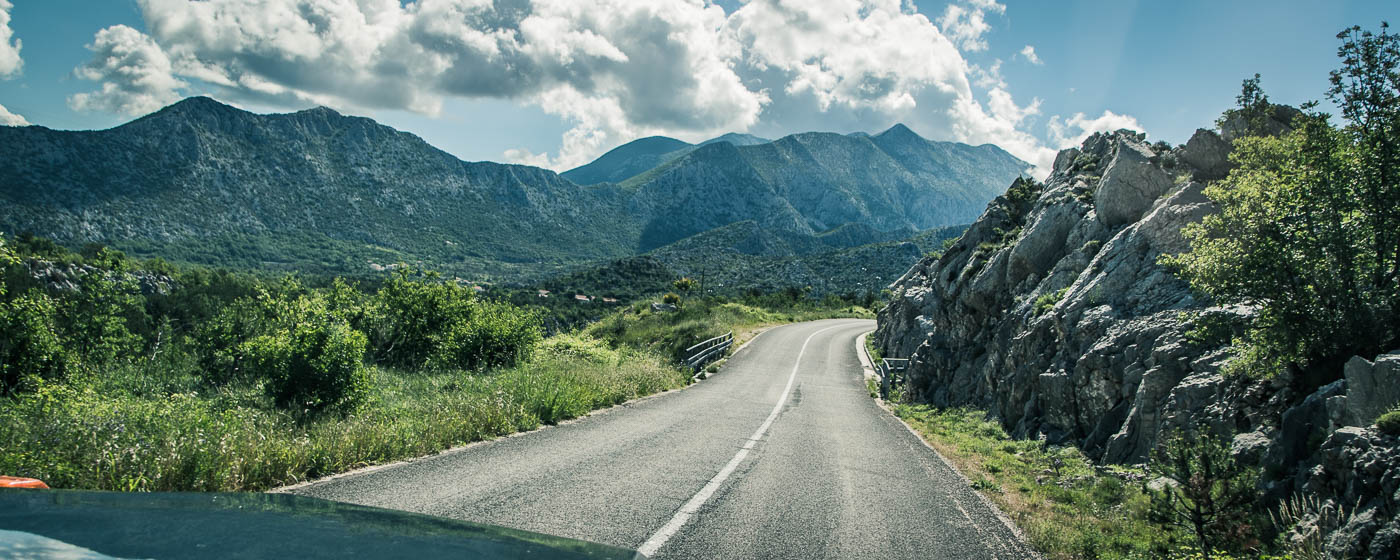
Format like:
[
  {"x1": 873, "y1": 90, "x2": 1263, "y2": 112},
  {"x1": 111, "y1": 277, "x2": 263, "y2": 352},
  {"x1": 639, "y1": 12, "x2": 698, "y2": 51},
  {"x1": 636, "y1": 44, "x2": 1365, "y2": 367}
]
[
  {"x1": 1018, "y1": 45, "x2": 1041, "y2": 65},
  {"x1": 65, "y1": 0, "x2": 1135, "y2": 175},
  {"x1": 937, "y1": 0, "x2": 1003, "y2": 52},
  {"x1": 1047, "y1": 110, "x2": 1145, "y2": 149},
  {"x1": 0, "y1": 102, "x2": 27, "y2": 126},
  {"x1": 69, "y1": 25, "x2": 186, "y2": 116},
  {"x1": 0, "y1": 0, "x2": 21, "y2": 78},
  {"x1": 108, "y1": 0, "x2": 763, "y2": 169}
]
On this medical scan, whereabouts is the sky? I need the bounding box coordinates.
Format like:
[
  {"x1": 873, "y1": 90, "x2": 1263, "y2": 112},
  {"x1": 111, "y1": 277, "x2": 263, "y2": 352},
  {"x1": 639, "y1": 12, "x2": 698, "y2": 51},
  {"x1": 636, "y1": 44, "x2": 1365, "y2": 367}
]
[{"x1": 0, "y1": 0, "x2": 1392, "y2": 176}]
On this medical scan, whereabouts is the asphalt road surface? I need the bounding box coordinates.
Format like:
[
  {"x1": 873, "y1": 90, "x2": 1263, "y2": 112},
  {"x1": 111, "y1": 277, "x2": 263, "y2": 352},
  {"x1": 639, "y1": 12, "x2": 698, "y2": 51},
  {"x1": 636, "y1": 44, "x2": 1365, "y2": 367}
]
[{"x1": 288, "y1": 319, "x2": 1035, "y2": 559}]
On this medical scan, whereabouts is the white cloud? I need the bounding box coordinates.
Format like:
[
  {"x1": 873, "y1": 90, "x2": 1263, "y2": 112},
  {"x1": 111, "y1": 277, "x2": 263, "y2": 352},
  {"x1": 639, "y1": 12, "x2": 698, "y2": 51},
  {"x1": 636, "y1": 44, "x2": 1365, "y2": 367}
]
[
  {"x1": 1018, "y1": 44, "x2": 1041, "y2": 65},
  {"x1": 115, "y1": 0, "x2": 765, "y2": 169},
  {"x1": 69, "y1": 25, "x2": 186, "y2": 116},
  {"x1": 1047, "y1": 110, "x2": 1145, "y2": 149},
  {"x1": 970, "y1": 59, "x2": 1003, "y2": 89},
  {"x1": 0, "y1": 0, "x2": 21, "y2": 78},
  {"x1": 937, "y1": 0, "x2": 1003, "y2": 52},
  {"x1": 0, "y1": 102, "x2": 27, "y2": 126},
  {"x1": 64, "y1": 0, "x2": 1136, "y2": 176}
]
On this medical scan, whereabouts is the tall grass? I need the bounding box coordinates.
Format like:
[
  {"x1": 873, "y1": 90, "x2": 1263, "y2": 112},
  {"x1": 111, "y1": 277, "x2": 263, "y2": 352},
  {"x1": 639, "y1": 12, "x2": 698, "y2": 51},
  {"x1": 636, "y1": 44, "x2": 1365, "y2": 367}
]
[
  {"x1": 893, "y1": 405, "x2": 1169, "y2": 560},
  {"x1": 0, "y1": 341, "x2": 686, "y2": 492}
]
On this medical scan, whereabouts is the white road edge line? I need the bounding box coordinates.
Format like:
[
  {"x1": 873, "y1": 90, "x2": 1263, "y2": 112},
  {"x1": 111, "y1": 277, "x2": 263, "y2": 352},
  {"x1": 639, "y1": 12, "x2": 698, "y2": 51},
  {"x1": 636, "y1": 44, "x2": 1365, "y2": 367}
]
[{"x1": 637, "y1": 322, "x2": 853, "y2": 558}]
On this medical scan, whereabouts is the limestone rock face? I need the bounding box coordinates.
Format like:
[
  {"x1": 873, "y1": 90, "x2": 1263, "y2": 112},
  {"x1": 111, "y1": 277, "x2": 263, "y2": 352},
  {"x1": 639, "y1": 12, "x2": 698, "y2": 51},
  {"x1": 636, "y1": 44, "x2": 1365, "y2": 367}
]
[
  {"x1": 875, "y1": 112, "x2": 1398, "y2": 557},
  {"x1": 1295, "y1": 426, "x2": 1400, "y2": 560},
  {"x1": 876, "y1": 129, "x2": 1226, "y2": 463},
  {"x1": 1094, "y1": 135, "x2": 1176, "y2": 227},
  {"x1": 1342, "y1": 352, "x2": 1400, "y2": 427},
  {"x1": 1179, "y1": 129, "x2": 1232, "y2": 182}
]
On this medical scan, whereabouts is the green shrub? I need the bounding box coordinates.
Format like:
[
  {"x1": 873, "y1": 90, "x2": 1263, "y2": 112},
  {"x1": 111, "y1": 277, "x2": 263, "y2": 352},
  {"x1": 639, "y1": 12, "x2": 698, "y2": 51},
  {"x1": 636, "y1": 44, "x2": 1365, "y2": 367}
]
[
  {"x1": 538, "y1": 334, "x2": 620, "y2": 364},
  {"x1": 0, "y1": 291, "x2": 71, "y2": 394},
  {"x1": 1376, "y1": 409, "x2": 1400, "y2": 436},
  {"x1": 366, "y1": 270, "x2": 539, "y2": 371},
  {"x1": 1164, "y1": 27, "x2": 1400, "y2": 377},
  {"x1": 1147, "y1": 430, "x2": 1260, "y2": 557},
  {"x1": 1033, "y1": 287, "x2": 1069, "y2": 317},
  {"x1": 366, "y1": 270, "x2": 473, "y2": 367},
  {"x1": 64, "y1": 268, "x2": 146, "y2": 365},
  {"x1": 662, "y1": 292, "x2": 681, "y2": 305},
  {"x1": 244, "y1": 319, "x2": 369, "y2": 416},
  {"x1": 426, "y1": 301, "x2": 541, "y2": 372},
  {"x1": 192, "y1": 298, "x2": 270, "y2": 385}
]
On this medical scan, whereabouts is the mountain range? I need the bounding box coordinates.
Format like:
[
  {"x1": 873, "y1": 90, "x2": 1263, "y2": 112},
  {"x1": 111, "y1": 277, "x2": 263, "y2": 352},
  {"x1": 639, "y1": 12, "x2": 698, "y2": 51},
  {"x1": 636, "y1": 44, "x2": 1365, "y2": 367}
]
[{"x1": 0, "y1": 97, "x2": 1028, "y2": 287}]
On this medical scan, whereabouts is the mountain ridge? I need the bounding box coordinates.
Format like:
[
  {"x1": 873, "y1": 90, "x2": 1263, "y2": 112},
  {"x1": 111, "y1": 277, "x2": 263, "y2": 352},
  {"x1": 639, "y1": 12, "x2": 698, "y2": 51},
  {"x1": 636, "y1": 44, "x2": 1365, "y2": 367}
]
[{"x1": 0, "y1": 97, "x2": 1027, "y2": 284}]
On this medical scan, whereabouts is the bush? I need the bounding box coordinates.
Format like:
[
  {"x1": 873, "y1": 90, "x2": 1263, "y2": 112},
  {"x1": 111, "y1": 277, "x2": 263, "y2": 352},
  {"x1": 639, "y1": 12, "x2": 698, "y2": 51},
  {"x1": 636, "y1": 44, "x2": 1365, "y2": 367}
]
[
  {"x1": 63, "y1": 268, "x2": 146, "y2": 365},
  {"x1": 1033, "y1": 287, "x2": 1069, "y2": 317},
  {"x1": 661, "y1": 292, "x2": 681, "y2": 305},
  {"x1": 1148, "y1": 430, "x2": 1260, "y2": 557},
  {"x1": 366, "y1": 271, "x2": 541, "y2": 372},
  {"x1": 244, "y1": 319, "x2": 369, "y2": 416},
  {"x1": 1377, "y1": 409, "x2": 1400, "y2": 436},
  {"x1": 192, "y1": 297, "x2": 271, "y2": 385},
  {"x1": 1164, "y1": 26, "x2": 1400, "y2": 377},
  {"x1": 0, "y1": 291, "x2": 71, "y2": 394},
  {"x1": 426, "y1": 301, "x2": 541, "y2": 372}
]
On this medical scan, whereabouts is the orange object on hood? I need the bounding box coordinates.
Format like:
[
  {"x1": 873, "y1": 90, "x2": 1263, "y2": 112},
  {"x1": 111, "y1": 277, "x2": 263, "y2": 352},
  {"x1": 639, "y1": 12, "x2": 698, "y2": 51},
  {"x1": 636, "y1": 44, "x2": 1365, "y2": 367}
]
[{"x1": 0, "y1": 476, "x2": 49, "y2": 489}]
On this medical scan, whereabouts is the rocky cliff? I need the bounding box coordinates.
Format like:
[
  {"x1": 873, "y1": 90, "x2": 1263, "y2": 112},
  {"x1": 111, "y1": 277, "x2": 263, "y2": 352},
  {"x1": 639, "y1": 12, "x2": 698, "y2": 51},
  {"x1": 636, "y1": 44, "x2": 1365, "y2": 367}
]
[{"x1": 874, "y1": 113, "x2": 1400, "y2": 557}]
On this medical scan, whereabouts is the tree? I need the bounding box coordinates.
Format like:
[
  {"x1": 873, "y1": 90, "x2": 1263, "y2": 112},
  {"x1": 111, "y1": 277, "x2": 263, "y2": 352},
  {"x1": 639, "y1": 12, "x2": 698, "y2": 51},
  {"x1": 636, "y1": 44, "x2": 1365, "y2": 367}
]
[
  {"x1": 1147, "y1": 430, "x2": 1259, "y2": 559},
  {"x1": 672, "y1": 277, "x2": 696, "y2": 296},
  {"x1": 1165, "y1": 23, "x2": 1400, "y2": 376},
  {"x1": 1329, "y1": 22, "x2": 1400, "y2": 321}
]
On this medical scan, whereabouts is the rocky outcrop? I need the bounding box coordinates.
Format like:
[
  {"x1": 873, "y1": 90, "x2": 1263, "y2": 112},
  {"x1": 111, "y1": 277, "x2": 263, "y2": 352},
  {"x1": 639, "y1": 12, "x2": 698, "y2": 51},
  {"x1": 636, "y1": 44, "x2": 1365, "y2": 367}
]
[
  {"x1": 875, "y1": 114, "x2": 1400, "y2": 555},
  {"x1": 1339, "y1": 353, "x2": 1400, "y2": 428},
  {"x1": 1294, "y1": 426, "x2": 1400, "y2": 559},
  {"x1": 876, "y1": 127, "x2": 1231, "y2": 463}
]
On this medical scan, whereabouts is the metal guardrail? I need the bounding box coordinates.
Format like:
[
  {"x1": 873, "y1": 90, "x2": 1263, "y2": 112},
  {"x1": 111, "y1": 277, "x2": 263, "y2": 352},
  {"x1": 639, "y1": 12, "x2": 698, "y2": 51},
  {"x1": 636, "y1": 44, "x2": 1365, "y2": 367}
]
[
  {"x1": 684, "y1": 331, "x2": 734, "y2": 373},
  {"x1": 877, "y1": 358, "x2": 909, "y2": 400}
]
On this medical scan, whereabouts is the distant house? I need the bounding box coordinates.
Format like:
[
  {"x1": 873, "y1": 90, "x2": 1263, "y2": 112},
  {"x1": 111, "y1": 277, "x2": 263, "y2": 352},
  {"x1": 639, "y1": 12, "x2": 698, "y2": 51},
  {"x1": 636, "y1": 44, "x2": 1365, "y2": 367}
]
[
  {"x1": 601, "y1": 297, "x2": 619, "y2": 304},
  {"x1": 472, "y1": 285, "x2": 487, "y2": 293},
  {"x1": 537, "y1": 289, "x2": 550, "y2": 298},
  {"x1": 574, "y1": 294, "x2": 591, "y2": 303}
]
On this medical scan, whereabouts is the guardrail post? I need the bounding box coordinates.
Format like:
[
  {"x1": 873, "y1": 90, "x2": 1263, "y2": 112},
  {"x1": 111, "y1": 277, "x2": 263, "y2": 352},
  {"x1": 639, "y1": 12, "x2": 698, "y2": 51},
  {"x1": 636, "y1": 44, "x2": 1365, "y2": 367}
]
[
  {"x1": 684, "y1": 331, "x2": 734, "y2": 375},
  {"x1": 879, "y1": 361, "x2": 890, "y2": 400}
]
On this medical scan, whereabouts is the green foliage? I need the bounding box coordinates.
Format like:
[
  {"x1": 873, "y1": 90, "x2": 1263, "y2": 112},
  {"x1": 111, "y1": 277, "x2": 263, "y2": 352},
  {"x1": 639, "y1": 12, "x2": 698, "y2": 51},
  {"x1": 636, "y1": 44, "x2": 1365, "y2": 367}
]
[
  {"x1": 0, "y1": 291, "x2": 70, "y2": 394},
  {"x1": 661, "y1": 292, "x2": 681, "y2": 305},
  {"x1": 1376, "y1": 409, "x2": 1400, "y2": 435},
  {"x1": 1165, "y1": 25, "x2": 1400, "y2": 377},
  {"x1": 244, "y1": 316, "x2": 369, "y2": 416},
  {"x1": 1033, "y1": 287, "x2": 1070, "y2": 317},
  {"x1": 367, "y1": 269, "x2": 475, "y2": 368},
  {"x1": 0, "y1": 351, "x2": 687, "y2": 492},
  {"x1": 672, "y1": 277, "x2": 696, "y2": 294},
  {"x1": 1216, "y1": 73, "x2": 1274, "y2": 135},
  {"x1": 365, "y1": 270, "x2": 540, "y2": 371},
  {"x1": 894, "y1": 405, "x2": 1164, "y2": 560},
  {"x1": 425, "y1": 300, "x2": 542, "y2": 372},
  {"x1": 1147, "y1": 430, "x2": 1261, "y2": 558},
  {"x1": 64, "y1": 261, "x2": 147, "y2": 365},
  {"x1": 0, "y1": 234, "x2": 688, "y2": 491}
]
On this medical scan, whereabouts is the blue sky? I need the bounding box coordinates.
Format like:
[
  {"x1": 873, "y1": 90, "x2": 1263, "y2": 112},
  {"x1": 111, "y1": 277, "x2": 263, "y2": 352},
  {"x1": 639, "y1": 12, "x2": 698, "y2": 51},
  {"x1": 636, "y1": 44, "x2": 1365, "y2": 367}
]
[{"x1": 0, "y1": 1, "x2": 1391, "y2": 174}]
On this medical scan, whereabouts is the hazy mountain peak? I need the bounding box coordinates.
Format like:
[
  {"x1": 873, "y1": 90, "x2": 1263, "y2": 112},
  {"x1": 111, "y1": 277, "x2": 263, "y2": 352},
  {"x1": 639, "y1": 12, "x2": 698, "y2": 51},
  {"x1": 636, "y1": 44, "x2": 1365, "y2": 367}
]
[
  {"x1": 700, "y1": 133, "x2": 771, "y2": 147},
  {"x1": 297, "y1": 106, "x2": 343, "y2": 117},
  {"x1": 877, "y1": 123, "x2": 922, "y2": 141},
  {"x1": 561, "y1": 135, "x2": 693, "y2": 185}
]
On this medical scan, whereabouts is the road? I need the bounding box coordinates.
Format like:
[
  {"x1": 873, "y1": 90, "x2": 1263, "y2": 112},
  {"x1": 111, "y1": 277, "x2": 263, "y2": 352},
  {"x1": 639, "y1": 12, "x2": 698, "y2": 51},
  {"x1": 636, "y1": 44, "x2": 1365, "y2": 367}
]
[{"x1": 287, "y1": 319, "x2": 1035, "y2": 559}]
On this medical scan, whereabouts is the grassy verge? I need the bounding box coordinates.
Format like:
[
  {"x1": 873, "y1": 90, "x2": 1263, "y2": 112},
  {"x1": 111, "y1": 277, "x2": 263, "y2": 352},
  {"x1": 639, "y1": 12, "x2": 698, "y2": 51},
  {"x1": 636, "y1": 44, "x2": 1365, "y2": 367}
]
[
  {"x1": 0, "y1": 340, "x2": 686, "y2": 492},
  {"x1": 892, "y1": 405, "x2": 1171, "y2": 560},
  {"x1": 584, "y1": 298, "x2": 872, "y2": 362}
]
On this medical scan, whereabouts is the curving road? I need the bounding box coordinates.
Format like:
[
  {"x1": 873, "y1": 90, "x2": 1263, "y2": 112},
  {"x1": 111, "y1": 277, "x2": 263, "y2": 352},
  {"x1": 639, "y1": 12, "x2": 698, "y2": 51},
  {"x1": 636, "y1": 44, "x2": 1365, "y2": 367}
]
[{"x1": 286, "y1": 319, "x2": 1034, "y2": 559}]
